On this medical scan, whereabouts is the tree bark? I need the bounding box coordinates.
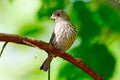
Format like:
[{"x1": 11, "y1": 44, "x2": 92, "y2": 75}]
[{"x1": 0, "y1": 33, "x2": 104, "y2": 80}]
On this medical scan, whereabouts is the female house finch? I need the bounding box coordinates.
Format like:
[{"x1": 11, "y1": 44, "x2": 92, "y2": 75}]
[{"x1": 40, "y1": 10, "x2": 77, "y2": 71}]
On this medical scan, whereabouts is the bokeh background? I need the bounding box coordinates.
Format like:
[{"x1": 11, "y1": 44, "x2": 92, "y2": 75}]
[{"x1": 0, "y1": 0, "x2": 120, "y2": 80}]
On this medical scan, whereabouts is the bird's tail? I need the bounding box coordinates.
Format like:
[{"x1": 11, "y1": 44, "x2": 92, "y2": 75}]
[{"x1": 40, "y1": 54, "x2": 54, "y2": 71}]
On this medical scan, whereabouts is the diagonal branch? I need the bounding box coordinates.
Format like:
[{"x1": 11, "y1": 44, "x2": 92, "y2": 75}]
[{"x1": 0, "y1": 33, "x2": 104, "y2": 80}]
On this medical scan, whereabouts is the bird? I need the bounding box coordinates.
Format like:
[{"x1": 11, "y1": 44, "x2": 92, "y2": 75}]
[{"x1": 40, "y1": 9, "x2": 77, "y2": 71}]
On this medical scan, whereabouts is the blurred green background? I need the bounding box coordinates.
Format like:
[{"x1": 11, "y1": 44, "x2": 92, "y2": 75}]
[{"x1": 0, "y1": 0, "x2": 120, "y2": 80}]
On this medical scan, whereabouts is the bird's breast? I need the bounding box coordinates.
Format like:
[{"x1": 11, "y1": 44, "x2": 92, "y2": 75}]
[{"x1": 53, "y1": 22, "x2": 76, "y2": 50}]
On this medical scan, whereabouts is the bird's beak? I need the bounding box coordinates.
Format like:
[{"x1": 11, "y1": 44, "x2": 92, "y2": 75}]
[{"x1": 50, "y1": 15, "x2": 55, "y2": 20}]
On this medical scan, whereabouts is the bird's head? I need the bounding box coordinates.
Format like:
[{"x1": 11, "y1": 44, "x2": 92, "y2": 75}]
[{"x1": 51, "y1": 10, "x2": 69, "y2": 23}]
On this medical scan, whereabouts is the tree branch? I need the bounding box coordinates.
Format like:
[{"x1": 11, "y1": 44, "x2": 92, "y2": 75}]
[{"x1": 0, "y1": 33, "x2": 104, "y2": 80}]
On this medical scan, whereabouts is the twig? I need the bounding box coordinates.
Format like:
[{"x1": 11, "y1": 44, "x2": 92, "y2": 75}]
[
  {"x1": 0, "y1": 33, "x2": 104, "y2": 80},
  {"x1": 0, "y1": 42, "x2": 8, "y2": 56},
  {"x1": 48, "y1": 55, "x2": 50, "y2": 80}
]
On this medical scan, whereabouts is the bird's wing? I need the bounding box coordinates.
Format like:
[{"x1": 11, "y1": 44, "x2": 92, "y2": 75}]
[{"x1": 49, "y1": 32, "x2": 56, "y2": 44}]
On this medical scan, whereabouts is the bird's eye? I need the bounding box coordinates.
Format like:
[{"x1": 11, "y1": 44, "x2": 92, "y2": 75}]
[{"x1": 56, "y1": 13, "x2": 60, "y2": 16}]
